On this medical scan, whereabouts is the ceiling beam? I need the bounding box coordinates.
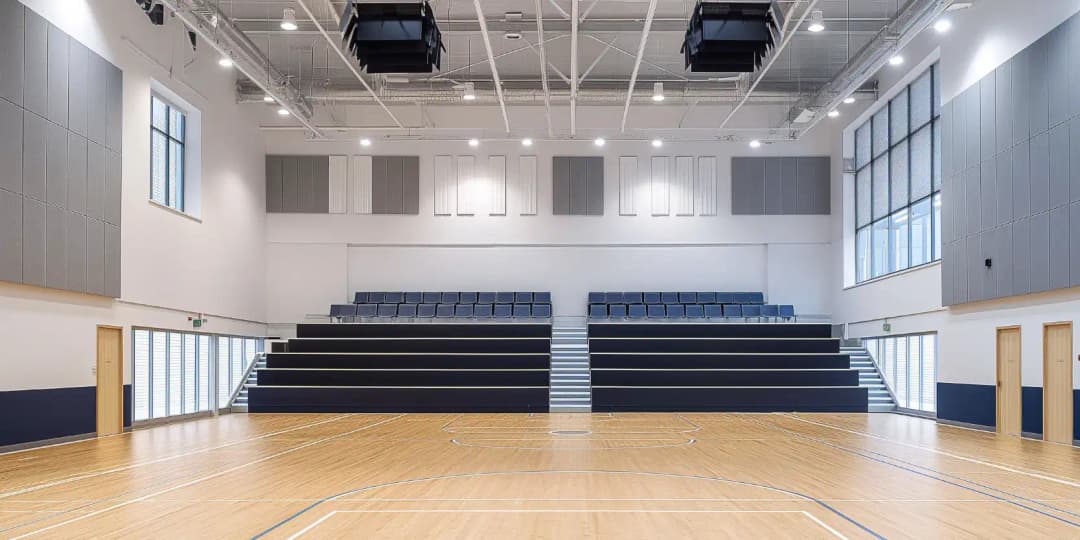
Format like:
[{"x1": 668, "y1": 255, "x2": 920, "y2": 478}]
[
  {"x1": 472, "y1": 0, "x2": 511, "y2": 133},
  {"x1": 619, "y1": 0, "x2": 659, "y2": 133},
  {"x1": 533, "y1": 0, "x2": 554, "y2": 137},
  {"x1": 570, "y1": 0, "x2": 579, "y2": 136}
]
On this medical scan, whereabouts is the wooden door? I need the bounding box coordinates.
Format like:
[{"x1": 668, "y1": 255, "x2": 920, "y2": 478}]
[
  {"x1": 96, "y1": 326, "x2": 123, "y2": 436},
  {"x1": 996, "y1": 326, "x2": 1022, "y2": 436},
  {"x1": 1043, "y1": 322, "x2": 1073, "y2": 444}
]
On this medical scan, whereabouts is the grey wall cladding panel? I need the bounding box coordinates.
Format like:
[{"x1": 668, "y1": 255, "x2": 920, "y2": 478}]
[
  {"x1": 66, "y1": 39, "x2": 87, "y2": 137},
  {"x1": 1012, "y1": 48, "x2": 1030, "y2": 147},
  {"x1": 402, "y1": 156, "x2": 419, "y2": 214},
  {"x1": 780, "y1": 158, "x2": 798, "y2": 214},
  {"x1": 23, "y1": 110, "x2": 45, "y2": 201},
  {"x1": 370, "y1": 155, "x2": 387, "y2": 214},
  {"x1": 85, "y1": 218, "x2": 104, "y2": 296},
  {"x1": 22, "y1": 8, "x2": 46, "y2": 118},
  {"x1": 995, "y1": 61, "x2": 1013, "y2": 155},
  {"x1": 66, "y1": 132, "x2": 86, "y2": 215},
  {"x1": 281, "y1": 156, "x2": 299, "y2": 212},
  {"x1": 1072, "y1": 117, "x2": 1080, "y2": 203},
  {"x1": 965, "y1": 166, "x2": 981, "y2": 236},
  {"x1": 86, "y1": 141, "x2": 104, "y2": 220},
  {"x1": 384, "y1": 155, "x2": 404, "y2": 214},
  {"x1": 1072, "y1": 15, "x2": 1080, "y2": 119},
  {"x1": 309, "y1": 155, "x2": 330, "y2": 213},
  {"x1": 980, "y1": 160, "x2": 996, "y2": 233},
  {"x1": 46, "y1": 23, "x2": 67, "y2": 127},
  {"x1": 1050, "y1": 206, "x2": 1070, "y2": 290},
  {"x1": 585, "y1": 157, "x2": 604, "y2": 215},
  {"x1": 1029, "y1": 132, "x2": 1050, "y2": 214},
  {"x1": 997, "y1": 224, "x2": 1014, "y2": 298},
  {"x1": 965, "y1": 84, "x2": 980, "y2": 171},
  {"x1": 44, "y1": 203, "x2": 64, "y2": 289},
  {"x1": 0, "y1": 189, "x2": 22, "y2": 283},
  {"x1": 552, "y1": 156, "x2": 570, "y2": 215},
  {"x1": 979, "y1": 75, "x2": 996, "y2": 163},
  {"x1": 1027, "y1": 35, "x2": 1049, "y2": 137},
  {"x1": 1049, "y1": 122, "x2": 1070, "y2": 207},
  {"x1": 104, "y1": 223, "x2": 119, "y2": 298},
  {"x1": 45, "y1": 121, "x2": 65, "y2": 207},
  {"x1": 763, "y1": 158, "x2": 782, "y2": 215},
  {"x1": 1047, "y1": 24, "x2": 1070, "y2": 129},
  {"x1": 0, "y1": 0, "x2": 24, "y2": 106},
  {"x1": 1012, "y1": 140, "x2": 1030, "y2": 221},
  {"x1": 0, "y1": 98, "x2": 23, "y2": 194},
  {"x1": 1011, "y1": 217, "x2": 1030, "y2": 296},
  {"x1": 22, "y1": 196, "x2": 44, "y2": 286},
  {"x1": 86, "y1": 52, "x2": 107, "y2": 146},
  {"x1": 1073, "y1": 202, "x2": 1080, "y2": 286},
  {"x1": 65, "y1": 210, "x2": 85, "y2": 293},
  {"x1": 105, "y1": 64, "x2": 122, "y2": 153},
  {"x1": 569, "y1": 158, "x2": 588, "y2": 215},
  {"x1": 995, "y1": 151, "x2": 1012, "y2": 228},
  {"x1": 265, "y1": 156, "x2": 283, "y2": 212},
  {"x1": 731, "y1": 157, "x2": 765, "y2": 215},
  {"x1": 104, "y1": 150, "x2": 121, "y2": 225},
  {"x1": 296, "y1": 156, "x2": 314, "y2": 213},
  {"x1": 797, "y1": 157, "x2": 830, "y2": 214},
  {"x1": 1029, "y1": 212, "x2": 1050, "y2": 292}
]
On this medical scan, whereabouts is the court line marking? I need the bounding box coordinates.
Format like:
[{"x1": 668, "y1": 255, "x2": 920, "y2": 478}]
[
  {"x1": 11, "y1": 414, "x2": 406, "y2": 540},
  {"x1": 287, "y1": 509, "x2": 847, "y2": 540},
  {"x1": 0, "y1": 414, "x2": 356, "y2": 500},
  {"x1": 442, "y1": 414, "x2": 701, "y2": 433},
  {"x1": 449, "y1": 438, "x2": 697, "y2": 450},
  {"x1": 783, "y1": 414, "x2": 1080, "y2": 488}
]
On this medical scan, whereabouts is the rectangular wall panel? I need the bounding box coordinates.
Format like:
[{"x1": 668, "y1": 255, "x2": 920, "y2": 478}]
[
  {"x1": 1029, "y1": 132, "x2": 1050, "y2": 214},
  {"x1": 1049, "y1": 206, "x2": 1069, "y2": 289},
  {"x1": 66, "y1": 132, "x2": 86, "y2": 215},
  {"x1": 0, "y1": 190, "x2": 22, "y2": 283},
  {"x1": 281, "y1": 156, "x2": 299, "y2": 213},
  {"x1": 697, "y1": 156, "x2": 718, "y2": 216},
  {"x1": 402, "y1": 156, "x2": 419, "y2": 215},
  {"x1": 85, "y1": 218, "x2": 104, "y2": 296},
  {"x1": 385, "y1": 155, "x2": 404, "y2": 214},
  {"x1": 980, "y1": 160, "x2": 997, "y2": 233},
  {"x1": 995, "y1": 61, "x2": 1013, "y2": 155},
  {"x1": 569, "y1": 157, "x2": 588, "y2": 215},
  {"x1": 86, "y1": 52, "x2": 107, "y2": 145},
  {"x1": 65, "y1": 211, "x2": 85, "y2": 293},
  {"x1": 1072, "y1": 118, "x2": 1080, "y2": 203},
  {"x1": 22, "y1": 9, "x2": 46, "y2": 118},
  {"x1": 86, "y1": 141, "x2": 104, "y2": 220},
  {"x1": 104, "y1": 223, "x2": 119, "y2": 297},
  {"x1": 0, "y1": 98, "x2": 23, "y2": 194},
  {"x1": 265, "y1": 156, "x2": 283, "y2": 212},
  {"x1": 488, "y1": 155, "x2": 506, "y2": 215},
  {"x1": 67, "y1": 40, "x2": 87, "y2": 137},
  {"x1": 44, "y1": 204, "x2": 65, "y2": 289},
  {"x1": 518, "y1": 155, "x2": 537, "y2": 215},
  {"x1": 673, "y1": 156, "x2": 694, "y2": 216},
  {"x1": 764, "y1": 158, "x2": 782, "y2": 215},
  {"x1": 1028, "y1": 36, "x2": 1049, "y2": 136},
  {"x1": 731, "y1": 157, "x2": 765, "y2": 215},
  {"x1": 45, "y1": 121, "x2": 66, "y2": 208},
  {"x1": 618, "y1": 156, "x2": 637, "y2": 215},
  {"x1": 433, "y1": 155, "x2": 453, "y2": 215},
  {"x1": 650, "y1": 156, "x2": 669, "y2": 216},
  {"x1": 46, "y1": 23, "x2": 67, "y2": 127},
  {"x1": 328, "y1": 156, "x2": 347, "y2": 214},
  {"x1": 311, "y1": 155, "x2": 330, "y2": 213},
  {"x1": 979, "y1": 75, "x2": 996, "y2": 162},
  {"x1": 797, "y1": 157, "x2": 831, "y2": 214},
  {"x1": 1073, "y1": 202, "x2": 1080, "y2": 286},
  {"x1": 1048, "y1": 24, "x2": 1069, "y2": 129},
  {"x1": 369, "y1": 155, "x2": 388, "y2": 214},
  {"x1": 585, "y1": 156, "x2": 604, "y2": 216},
  {"x1": 104, "y1": 150, "x2": 121, "y2": 225},
  {"x1": 23, "y1": 110, "x2": 46, "y2": 201},
  {"x1": 296, "y1": 156, "x2": 315, "y2": 213},
  {"x1": 552, "y1": 156, "x2": 570, "y2": 215},
  {"x1": 780, "y1": 157, "x2": 799, "y2": 214},
  {"x1": 105, "y1": 64, "x2": 122, "y2": 152},
  {"x1": 1049, "y1": 122, "x2": 1069, "y2": 207},
  {"x1": 350, "y1": 155, "x2": 372, "y2": 214},
  {"x1": 1011, "y1": 216, "x2": 1030, "y2": 296},
  {"x1": 456, "y1": 155, "x2": 475, "y2": 215},
  {"x1": 22, "y1": 197, "x2": 44, "y2": 287},
  {"x1": 0, "y1": 0, "x2": 24, "y2": 106}
]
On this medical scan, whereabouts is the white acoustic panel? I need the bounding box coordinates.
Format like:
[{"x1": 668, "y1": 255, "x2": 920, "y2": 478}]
[
  {"x1": 456, "y1": 155, "x2": 476, "y2": 216},
  {"x1": 328, "y1": 155, "x2": 348, "y2": 214},
  {"x1": 350, "y1": 155, "x2": 372, "y2": 214},
  {"x1": 433, "y1": 154, "x2": 454, "y2": 215},
  {"x1": 697, "y1": 156, "x2": 718, "y2": 216},
  {"x1": 488, "y1": 155, "x2": 506, "y2": 215},
  {"x1": 651, "y1": 156, "x2": 669, "y2": 216},
  {"x1": 674, "y1": 156, "x2": 694, "y2": 216},
  {"x1": 518, "y1": 155, "x2": 537, "y2": 215},
  {"x1": 619, "y1": 156, "x2": 637, "y2": 215}
]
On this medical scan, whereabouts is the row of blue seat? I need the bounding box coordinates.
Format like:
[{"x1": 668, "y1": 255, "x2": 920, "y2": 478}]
[
  {"x1": 355, "y1": 291, "x2": 551, "y2": 305},
  {"x1": 332, "y1": 303, "x2": 552, "y2": 319},
  {"x1": 589, "y1": 303, "x2": 795, "y2": 320},
  {"x1": 587, "y1": 292, "x2": 764, "y2": 305}
]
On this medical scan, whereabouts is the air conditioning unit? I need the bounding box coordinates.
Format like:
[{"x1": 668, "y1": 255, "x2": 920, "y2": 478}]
[
  {"x1": 339, "y1": 1, "x2": 446, "y2": 73},
  {"x1": 681, "y1": 1, "x2": 783, "y2": 73}
]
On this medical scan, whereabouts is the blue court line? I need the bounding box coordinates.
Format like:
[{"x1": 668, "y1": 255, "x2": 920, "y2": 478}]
[
  {"x1": 250, "y1": 469, "x2": 885, "y2": 539},
  {"x1": 756, "y1": 416, "x2": 1080, "y2": 529}
]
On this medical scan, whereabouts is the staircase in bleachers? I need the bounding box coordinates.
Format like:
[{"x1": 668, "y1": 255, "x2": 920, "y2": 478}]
[
  {"x1": 248, "y1": 323, "x2": 551, "y2": 412},
  {"x1": 549, "y1": 324, "x2": 591, "y2": 411}
]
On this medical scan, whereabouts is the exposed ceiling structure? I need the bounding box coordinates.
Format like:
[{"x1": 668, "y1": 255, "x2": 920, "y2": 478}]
[{"x1": 165, "y1": 0, "x2": 963, "y2": 140}]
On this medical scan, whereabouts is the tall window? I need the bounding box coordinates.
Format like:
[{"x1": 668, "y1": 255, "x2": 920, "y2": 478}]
[
  {"x1": 151, "y1": 95, "x2": 186, "y2": 211},
  {"x1": 854, "y1": 63, "x2": 941, "y2": 283},
  {"x1": 132, "y1": 328, "x2": 262, "y2": 422},
  {"x1": 863, "y1": 333, "x2": 937, "y2": 413}
]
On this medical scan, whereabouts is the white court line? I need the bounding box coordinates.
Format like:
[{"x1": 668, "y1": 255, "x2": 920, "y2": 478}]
[
  {"x1": 782, "y1": 414, "x2": 1080, "y2": 489},
  {"x1": 0, "y1": 414, "x2": 356, "y2": 500},
  {"x1": 287, "y1": 509, "x2": 847, "y2": 540},
  {"x1": 12, "y1": 414, "x2": 406, "y2": 539}
]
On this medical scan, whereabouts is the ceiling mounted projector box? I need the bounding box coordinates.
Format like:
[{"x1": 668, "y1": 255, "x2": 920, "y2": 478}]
[
  {"x1": 340, "y1": 1, "x2": 445, "y2": 73},
  {"x1": 681, "y1": 1, "x2": 783, "y2": 73}
]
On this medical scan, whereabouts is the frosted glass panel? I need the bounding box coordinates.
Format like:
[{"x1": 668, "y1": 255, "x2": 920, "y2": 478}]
[
  {"x1": 872, "y1": 108, "x2": 889, "y2": 157},
  {"x1": 890, "y1": 89, "x2": 909, "y2": 144},
  {"x1": 856, "y1": 123, "x2": 872, "y2": 169},
  {"x1": 910, "y1": 70, "x2": 933, "y2": 129},
  {"x1": 890, "y1": 140, "x2": 909, "y2": 210},
  {"x1": 856, "y1": 167, "x2": 871, "y2": 227},
  {"x1": 910, "y1": 125, "x2": 932, "y2": 200},
  {"x1": 872, "y1": 157, "x2": 889, "y2": 220}
]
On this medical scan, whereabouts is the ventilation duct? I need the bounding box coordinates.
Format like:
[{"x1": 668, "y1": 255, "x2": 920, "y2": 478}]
[
  {"x1": 339, "y1": 1, "x2": 446, "y2": 73},
  {"x1": 681, "y1": 1, "x2": 783, "y2": 73}
]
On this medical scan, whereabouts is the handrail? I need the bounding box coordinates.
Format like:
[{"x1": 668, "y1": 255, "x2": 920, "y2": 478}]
[
  {"x1": 861, "y1": 345, "x2": 901, "y2": 406},
  {"x1": 227, "y1": 352, "x2": 264, "y2": 409}
]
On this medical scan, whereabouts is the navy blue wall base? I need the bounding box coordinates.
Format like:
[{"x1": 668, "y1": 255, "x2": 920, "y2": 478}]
[
  {"x1": 937, "y1": 383, "x2": 996, "y2": 428},
  {"x1": 592, "y1": 387, "x2": 868, "y2": 412},
  {"x1": 1, "y1": 384, "x2": 132, "y2": 449},
  {"x1": 1022, "y1": 386, "x2": 1043, "y2": 435},
  {"x1": 248, "y1": 387, "x2": 549, "y2": 413}
]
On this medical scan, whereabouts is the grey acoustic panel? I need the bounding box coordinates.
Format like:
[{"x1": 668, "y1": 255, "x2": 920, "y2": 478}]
[
  {"x1": 763, "y1": 158, "x2": 782, "y2": 215},
  {"x1": 1011, "y1": 47, "x2": 1029, "y2": 147},
  {"x1": 86, "y1": 51, "x2": 107, "y2": 145},
  {"x1": 22, "y1": 110, "x2": 45, "y2": 201},
  {"x1": 45, "y1": 23, "x2": 67, "y2": 127},
  {"x1": 104, "y1": 150, "x2": 121, "y2": 226},
  {"x1": 311, "y1": 155, "x2": 330, "y2": 214},
  {"x1": 0, "y1": 189, "x2": 22, "y2": 283},
  {"x1": 86, "y1": 141, "x2": 104, "y2": 220},
  {"x1": 104, "y1": 222, "x2": 119, "y2": 297},
  {"x1": 402, "y1": 156, "x2": 419, "y2": 214},
  {"x1": 552, "y1": 156, "x2": 570, "y2": 215},
  {"x1": 997, "y1": 225, "x2": 1013, "y2": 298},
  {"x1": 265, "y1": 155, "x2": 283, "y2": 212},
  {"x1": 1012, "y1": 140, "x2": 1030, "y2": 221},
  {"x1": 980, "y1": 231, "x2": 995, "y2": 301},
  {"x1": 65, "y1": 210, "x2": 85, "y2": 292},
  {"x1": 1029, "y1": 212, "x2": 1050, "y2": 292},
  {"x1": 22, "y1": 8, "x2": 46, "y2": 118},
  {"x1": 1048, "y1": 24, "x2": 1070, "y2": 129},
  {"x1": 85, "y1": 218, "x2": 103, "y2": 296},
  {"x1": 44, "y1": 121, "x2": 65, "y2": 207},
  {"x1": 995, "y1": 152, "x2": 1012, "y2": 228},
  {"x1": 1028, "y1": 35, "x2": 1049, "y2": 137},
  {"x1": 66, "y1": 39, "x2": 87, "y2": 137},
  {"x1": 296, "y1": 156, "x2": 314, "y2": 212},
  {"x1": 995, "y1": 61, "x2": 1013, "y2": 156},
  {"x1": 797, "y1": 157, "x2": 830, "y2": 214},
  {"x1": 370, "y1": 155, "x2": 387, "y2": 214},
  {"x1": 0, "y1": 0, "x2": 24, "y2": 106},
  {"x1": 66, "y1": 132, "x2": 86, "y2": 215},
  {"x1": 569, "y1": 157, "x2": 587, "y2": 215},
  {"x1": 965, "y1": 166, "x2": 981, "y2": 236},
  {"x1": 980, "y1": 75, "x2": 996, "y2": 162},
  {"x1": 1049, "y1": 122, "x2": 1070, "y2": 208},
  {"x1": 965, "y1": 84, "x2": 980, "y2": 171},
  {"x1": 780, "y1": 158, "x2": 798, "y2": 214},
  {"x1": 22, "y1": 196, "x2": 44, "y2": 287},
  {"x1": 1073, "y1": 15, "x2": 1080, "y2": 118},
  {"x1": 941, "y1": 102, "x2": 953, "y2": 179},
  {"x1": 1011, "y1": 217, "x2": 1030, "y2": 296},
  {"x1": 44, "y1": 203, "x2": 64, "y2": 289},
  {"x1": 954, "y1": 237, "x2": 968, "y2": 304},
  {"x1": 0, "y1": 98, "x2": 23, "y2": 194},
  {"x1": 105, "y1": 63, "x2": 122, "y2": 152},
  {"x1": 1074, "y1": 202, "x2": 1080, "y2": 286},
  {"x1": 1073, "y1": 118, "x2": 1080, "y2": 203},
  {"x1": 1050, "y1": 206, "x2": 1070, "y2": 290},
  {"x1": 1029, "y1": 132, "x2": 1050, "y2": 214},
  {"x1": 281, "y1": 155, "x2": 299, "y2": 212},
  {"x1": 384, "y1": 155, "x2": 403, "y2": 214},
  {"x1": 980, "y1": 160, "x2": 996, "y2": 233},
  {"x1": 585, "y1": 156, "x2": 604, "y2": 215},
  {"x1": 731, "y1": 157, "x2": 765, "y2": 215}
]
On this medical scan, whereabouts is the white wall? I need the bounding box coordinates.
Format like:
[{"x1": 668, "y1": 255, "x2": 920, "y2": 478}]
[{"x1": 0, "y1": 0, "x2": 268, "y2": 392}]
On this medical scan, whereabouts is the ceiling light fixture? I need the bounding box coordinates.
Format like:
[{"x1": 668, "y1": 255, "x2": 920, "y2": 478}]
[
  {"x1": 217, "y1": 57, "x2": 234, "y2": 68},
  {"x1": 807, "y1": 10, "x2": 825, "y2": 32},
  {"x1": 468, "y1": 138, "x2": 480, "y2": 147},
  {"x1": 651, "y1": 139, "x2": 663, "y2": 148},
  {"x1": 945, "y1": 1, "x2": 974, "y2": 12},
  {"x1": 594, "y1": 137, "x2": 606, "y2": 147},
  {"x1": 280, "y1": 8, "x2": 298, "y2": 31},
  {"x1": 749, "y1": 139, "x2": 762, "y2": 149},
  {"x1": 652, "y1": 82, "x2": 665, "y2": 102},
  {"x1": 521, "y1": 138, "x2": 533, "y2": 147},
  {"x1": 888, "y1": 55, "x2": 904, "y2": 66},
  {"x1": 933, "y1": 18, "x2": 952, "y2": 33},
  {"x1": 263, "y1": 94, "x2": 275, "y2": 103},
  {"x1": 277, "y1": 107, "x2": 290, "y2": 116},
  {"x1": 843, "y1": 96, "x2": 856, "y2": 104},
  {"x1": 360, "y1": 138, "x2": 372, "y2": 147},
  {"x1": 827, "y1": 110, "x2": 840, "y2": 118},
  {"x1": 462, "y1": 82, "x2": 477, "y2": 101}
]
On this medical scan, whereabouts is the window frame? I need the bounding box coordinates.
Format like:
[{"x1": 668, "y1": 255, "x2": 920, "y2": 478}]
[
  {"x1": 150, "y1": 94, "x2": 187, "y2": 212},
  {"x1": 864, "y1": 332, "x2": 938, "y2": 414}
]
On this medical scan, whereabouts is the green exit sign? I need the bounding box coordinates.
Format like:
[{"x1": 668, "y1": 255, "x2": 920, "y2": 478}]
[{"x1": 193, "y1": 319, "x2": 203, "y2": 328}]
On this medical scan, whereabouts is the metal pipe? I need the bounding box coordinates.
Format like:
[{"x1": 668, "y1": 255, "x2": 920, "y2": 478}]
[
  {"x1": 620, "y1": 0, "x2": 659, "y2": 133},
  {"x1": 570, "y1": 0, "x2": 579, "y2": 136},
  {"x1": 533, "y1": 0, "x2": 554, "y2": 137},
  {"x1": 472, "y1": 0, "x2": 511, "y2": 133}
]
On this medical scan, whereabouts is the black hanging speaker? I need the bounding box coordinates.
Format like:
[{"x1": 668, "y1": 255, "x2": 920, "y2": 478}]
[
  {"x1": 339, "y1": 1, "x2": 445, "y2": 73},
  {"x1": 681, "y1": 1, "x2": 783, "y2": 73}
]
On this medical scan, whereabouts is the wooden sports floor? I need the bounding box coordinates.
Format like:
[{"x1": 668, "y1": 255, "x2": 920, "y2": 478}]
[{"x1": 1, "y1": 413, "x2": 1079, "y2": 539}]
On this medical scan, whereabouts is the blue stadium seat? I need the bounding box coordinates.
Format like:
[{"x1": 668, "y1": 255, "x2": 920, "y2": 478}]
[
  {"x1": 723, "y1": 305, "x2": 743, "y2": 318},
  {"x1": 666, "y1": 304, "x2": 685, "y2": 318},
  {"x1": 473, "y1": 304, "x2": 493, "y2": 318},
  {"x1": 660, "y1": 292, "x2": 679, "y2": 304},
  {"x1": 589, "y1": 304, "x2": 608, "y2": 318},
  {"x1": 417, "y1": 304, "x2": 437, "y2": 318},
  {"x1": 588, "y1": 292, "x2": 605, "y2": 304},
  {"x1": 513, "y1": 304, "x2": 531, "y2": 318},
  {"x1": 377, "y1": 304, "x2": 398, "y2": 318},
  {"x1": 493, "y1": 304, "x2": 513, "y2": 318},
  {"x1": 515, "y1": 292, "x2": 533, "y2": 303},
  {"x1": 761, "y1": 304, "x2": 779, "y2": 321},
  {"x1": 733, "y1": 292, "x2": 756, "y2": 304},
  {"x1": 622, "y1": 292, "x2": 643, "y2": 304},
  {"x1": 604, "y1": 292, "x2": 622, "y2": 303},
  {"x1": 685, "y1": 304, "x2": 704, "y2": 318},
  {"x1": 356, "y1": 303, "x2": 378, "y2": 318},
  {"x1": 397, "y1": 304, "x2": 418, "y2": 318},
  {"x1": 779, "y1": 305, "x2": 796, "y2": 321},
  {"x1": 643, "y1": 292, "x2": 662, "y2": 304},
  {"x1": 404, "y1": 292, "x2": 422, "y2": 304},
  {"x1": 533, "y1": 292, "x2": 552, "y2": 304},
  {"x1": 496, "y1": 292, "x2": 515, "y2": 304},
  {"x1": 435, "y1": 304, "x2": 455, "y2": 318},
  {"x1": 422, "y1": 292, "x2": 441, "y2": 303},
  {"x1": 441, "y1": 292, "x2": 460, "y2": 303},
  {"x1": 454, "y1": 304, "x2": 474, "y2": 318},
  {"x1": 647, "y1": 304, "x2": 666, "y2": 318},
  {"x1": 627, "y1": 304, "x2": 647, "y2": 319},
  {"x1": 678, "y1": 292, "x2": 697, "y2": 304},
  {"x1": 696, "y1": 292, "x2": 716, "y2": 304},
  {"x1": 384, "y1": 292, "x2": 404, "y2": 304},
  {"x1": 748, "y1": 292, "x2": 765, "y2": 304},
  {"x1": 704, "y1": 304, "x2": 723, "y2": 319},
  {"x1": 532, "y1": 304, "x2": 551, "y2": 318},
  {"x1": 478, "y1": 292, "x2": 497, "y2": 304},
  {"x1": 608, "y1": 304, "x2": 627, "y2": 318},
  {"x1": 368, "y1": 292, "x2": 386, "y2": 304},
  {"x1": 742, "y1": 304, "x2": 762, "y2": 320},
  {"x1": 714, "y1": 292, "x2": 734, "y2": 304},
  {"x1": 460, "y1": 292, "x2": 478, "y2": 304},
  {"x1": 330, "y1": 304, "x2": 357, "y2": 319},
  {"x1": 353, "y1": 292, "x2": 369, "y2": 304}
]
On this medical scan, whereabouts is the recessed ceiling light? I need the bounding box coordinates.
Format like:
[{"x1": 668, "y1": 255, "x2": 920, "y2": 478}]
[
  {"x1": 218, "y1": 57, "x2": 234, "y2": 68},
  {"x1": 263, "y1": 94, "x2": 275, "y2": 103},
  {"x1": 827, "y1": 110, "x2": 840, "y2": 118},
  {"x1": 652, "y1": 82, "x2": 665, "y2": 102},
  {"x1": 521, "y1": 138, "x2": 533, "y2": 147},
  {"x1": 933, "y1": 18, "x2": 952, "y2": 33},
  {"x1": 749, "y1": 139, "x2": 762, "y2": 148},
  {"x1": 277, "y1": 107, "x2": 290, "y2": 116},
  {"x1": 280, "y1": 8, "x2": 298, "y2": 31},
  {"x1": 359, "y1": 138, "x2": 372, "y2": 147},
  {"x1": 462, "y1": 82, "x2": 477, "y2": 101},
  {"x1": 504, "y1": 32, "x2": 522, "y2": 40},
  {"x1": 651, "y1": 139, "x2": 663, "y2": 148},
  {"x1": 468, "y1": 138, "x2": 480, "y2": 147},
  {"x1": 594, "y1": 137, "x2": 606, "y2": 147},
  {"x1": 807, "y1": 10, "x2": 825, "y2": 32},
  {"x1": 888, "y1": 55, "x2": 904, "y2": 66},
  {"x1": 843, "y1": 96, "x2": 856, "y2": 104}
]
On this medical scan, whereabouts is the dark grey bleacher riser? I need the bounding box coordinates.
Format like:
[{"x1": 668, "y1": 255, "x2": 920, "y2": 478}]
[
  {"x1": 591, "y1": 370, "x2": 859, "y2": 387},
  {"x1": 266, "y1": 353, "x2": 550, "y2": 370},
  {"x1": 590, "y1": 354, "x2": 851, "y2": 369},
  {"x1": 248, "y1": 387, "x2": 549, "y2": 413},
  {"x1": 258, "y1": 369, "x2": 549, "y2": 387},
  {"x1": 297, "y1": 323, "x2": 552, "y2": 339},
  {"x1": 286, "y1": 338, "x2": 550, "y2": 353},
  {"x1": 589, "y1": 338, "x2": 839, "y2": 354},
  {"x1": 587, "y1": 323, "x2": 830, "y2": 339},
  {"x1": 592, "y1": 387, "x2": 869, "y2": 412}
]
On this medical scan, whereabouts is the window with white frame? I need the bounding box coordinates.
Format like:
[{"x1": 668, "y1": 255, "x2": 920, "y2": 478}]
[
  {"x1": 854, "y1": 63, "x2": 941, "y2": 283},
  {"x1": 863, "y1": 333, "x2": 937, "y2": 413},
  {"x1": 150, "y1": 95, "x2": 186, "y2": 211},
  {"x1": 132, "y1": 328, "x2": 262, "y2": 422}
]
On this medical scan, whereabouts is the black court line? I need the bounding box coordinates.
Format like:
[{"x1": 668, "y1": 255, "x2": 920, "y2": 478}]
[{"x1": 250, "y1": 469, "x2": 884, "y2": 539}]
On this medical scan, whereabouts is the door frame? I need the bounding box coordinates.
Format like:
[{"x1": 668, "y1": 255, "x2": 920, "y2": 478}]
[
  {"x1": 96, "y1": 324, "x2": 124, "y2": 437},
  {"x1": 995, "y1": 325, "x2": 1022, "y2": 436},
  {"x1": 1042, "y1": 321, "x2": 1073, "y2": 443}
]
